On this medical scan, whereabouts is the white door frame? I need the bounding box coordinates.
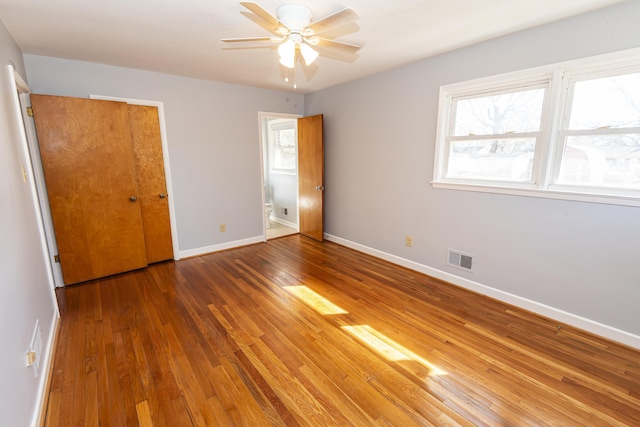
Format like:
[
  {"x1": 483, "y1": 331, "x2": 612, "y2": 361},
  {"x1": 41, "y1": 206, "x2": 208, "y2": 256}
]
[
  {"x1": 91, "y1": 94, "x2": 180, "y2": 261},
  {"x1": 8, "y1": 65, "x2": 63, "y2": 288},
  {"x1": 257, "y1": 111, "x2": 301, "y2": 240}
]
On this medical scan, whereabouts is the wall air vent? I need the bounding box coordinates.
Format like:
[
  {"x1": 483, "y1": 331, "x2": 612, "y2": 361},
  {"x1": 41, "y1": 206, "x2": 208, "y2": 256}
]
[{"x1": 447, "y1": 248, "x2": 475, "y2": 273}]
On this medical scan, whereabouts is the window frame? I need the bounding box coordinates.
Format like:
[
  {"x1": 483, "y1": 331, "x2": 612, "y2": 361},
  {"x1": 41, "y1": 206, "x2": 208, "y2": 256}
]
[
  {"x1": 549, "y1": 63, "x2": 640, "y2": 197},
  {"x1": 268, "y1": 119, "x2": 297, "y2": 174},
  {"x1": 432, "y1": 48, "x2": 640, "y2": 207},
  {"x1": 438, "y1": 76, "x2": 553, "y2": 189}
]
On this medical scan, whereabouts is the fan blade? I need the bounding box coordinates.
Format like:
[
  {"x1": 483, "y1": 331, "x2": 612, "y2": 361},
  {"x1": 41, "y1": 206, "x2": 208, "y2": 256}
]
[
  {"x1": 222, "y1": 37, "x2": 274, "y2": 43},
  {"x1": 240, "y1": 2, "x2": 283, "y2": 33},
  {"x1": 313, "y1": 38, "x2": 360, "y2": 54},
  {"x1": 306, "y1": 8, "x2": 359, "y2": 35}
]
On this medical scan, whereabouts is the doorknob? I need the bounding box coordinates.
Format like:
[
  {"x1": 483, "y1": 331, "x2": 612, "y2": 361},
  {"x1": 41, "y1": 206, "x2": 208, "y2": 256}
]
[
  {"x1": 159, "y1": 193, "x2": 167, "y2": 199},
  {"x1": 316, "y1": 185, "x2": 325, "y2": 191},
  {"x1": 129, "y1": 196, "x2": 137, "y2": 202}
]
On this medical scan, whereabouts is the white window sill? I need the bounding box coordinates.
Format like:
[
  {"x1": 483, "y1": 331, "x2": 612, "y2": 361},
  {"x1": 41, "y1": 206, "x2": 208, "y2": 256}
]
[{"x1": 431, "y1": 181, "x2": 640, "y2": 208}]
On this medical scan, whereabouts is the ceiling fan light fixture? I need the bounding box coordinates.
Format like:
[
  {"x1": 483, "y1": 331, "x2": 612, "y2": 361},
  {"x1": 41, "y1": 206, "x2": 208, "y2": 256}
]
[
  {"x1": 278, "y1": 38, "x2": 296, "y2": 68},
  {"x1": 299, "y1": 42, "x2": 319, "y2": 66},
  {"x1": 279, "y1": 55, "x2": 295, "y2": 69}
]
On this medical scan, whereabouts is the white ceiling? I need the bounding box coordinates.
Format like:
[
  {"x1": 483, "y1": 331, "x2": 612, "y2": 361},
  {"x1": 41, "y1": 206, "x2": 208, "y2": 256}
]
[{"x1": 0, "y1": 0, "x2": 625, "y2": 94}]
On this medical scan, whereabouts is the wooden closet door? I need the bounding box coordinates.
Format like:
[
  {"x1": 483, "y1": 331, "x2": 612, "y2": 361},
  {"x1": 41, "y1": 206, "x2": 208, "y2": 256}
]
[
  {"x1": 128, "y1": 105, "x2": 174, "y2": 263},
  {"x1": 31, "y1": 94, "x2": 148, "y2": 285}
]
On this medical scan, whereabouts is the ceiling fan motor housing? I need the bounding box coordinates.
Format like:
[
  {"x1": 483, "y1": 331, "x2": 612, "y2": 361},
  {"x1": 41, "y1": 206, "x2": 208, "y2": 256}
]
[{"x1": 276, "y1": 4, "x2": 313, "y2": 32}]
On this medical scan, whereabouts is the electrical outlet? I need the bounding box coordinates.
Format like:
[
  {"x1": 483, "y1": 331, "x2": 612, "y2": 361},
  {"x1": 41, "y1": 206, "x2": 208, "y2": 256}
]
[
  {"x1": 27, "y1": 320, "x2": 42, "y2": 377},
  {"x1": 26, "y1": 351, "x2": 36, "y2": 366},
  {"x1": 282, "y1": 207, "x2": 288, "y2": 215},
  {"x1": 219, "y1": 223, "x2": 226, "y2": 232},
  {"x1": 405, "y1": 236, "x2": 413, "y2": 247}
]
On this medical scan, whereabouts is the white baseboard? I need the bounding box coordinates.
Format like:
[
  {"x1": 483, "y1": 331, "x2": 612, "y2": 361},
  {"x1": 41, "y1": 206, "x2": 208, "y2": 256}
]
[
  {"x1": 32, "y1": 310, "x2": 60, "y2": 427},
  {"x1": 270, "y1": 216, "x2": 297, "y2": 229},
  {"x1": 179, "y1": 235, "x2": 265, "y2": 259},
  {"x1": 324, "y1": 233, "x2": 640, "y2": 350}
]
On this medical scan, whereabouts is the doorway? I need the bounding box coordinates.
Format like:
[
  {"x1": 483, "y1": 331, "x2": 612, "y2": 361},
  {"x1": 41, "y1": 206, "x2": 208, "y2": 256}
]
[{"x1": 259, "y1": 112, "x2": 300, "y2": 240}]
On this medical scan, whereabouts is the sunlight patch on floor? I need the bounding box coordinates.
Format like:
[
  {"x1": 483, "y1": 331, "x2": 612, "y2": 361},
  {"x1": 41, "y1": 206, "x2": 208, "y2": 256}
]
[
  {"x1": 284, "y1": 285, "x2": 348, "y2": 315},
  {"x1": 342, "y1": 325, "x2": 448, "y2": 376}
]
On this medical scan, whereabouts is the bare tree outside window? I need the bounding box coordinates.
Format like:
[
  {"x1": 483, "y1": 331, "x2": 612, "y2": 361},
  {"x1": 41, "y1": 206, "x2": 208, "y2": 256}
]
[{"x1": 447, "y1": 87, "x2": 545, "y2": 181}]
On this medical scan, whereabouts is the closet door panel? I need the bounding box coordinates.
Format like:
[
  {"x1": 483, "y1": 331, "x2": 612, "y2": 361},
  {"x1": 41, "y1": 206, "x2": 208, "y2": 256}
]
[
  {"x1": 31, "y1": 94, "x2": 148, "y2": 284},
  {"x1": 128, "y1": 104, "x2": 174, "y2": 264}
]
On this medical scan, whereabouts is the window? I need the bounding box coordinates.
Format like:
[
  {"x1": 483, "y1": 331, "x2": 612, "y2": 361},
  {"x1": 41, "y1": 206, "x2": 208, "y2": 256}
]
[
  {"x1": 446, "y1": 82, "x2": 547, "y2": 184},
  {"x1": 556, "y1": 70, "x2": 640, "y2": 192},
  {"x1": 268, "y1": 120, "x2": 296, "y2": 172},
  {"x1": 433, "y1": 49, "x2": 640, "y2": 206}
]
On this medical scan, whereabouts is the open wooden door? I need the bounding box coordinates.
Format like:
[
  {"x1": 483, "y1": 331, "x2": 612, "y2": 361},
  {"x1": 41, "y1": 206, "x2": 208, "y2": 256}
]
[
  {"x1": 128, "y1": 105, "x2": 174, "y2": 263},
  {"x1": 298, "y1": 114, "x2": 324, "y2": 241},
  {"x1": 31, "y1": 95, "x2": 148, "y2": 284}
]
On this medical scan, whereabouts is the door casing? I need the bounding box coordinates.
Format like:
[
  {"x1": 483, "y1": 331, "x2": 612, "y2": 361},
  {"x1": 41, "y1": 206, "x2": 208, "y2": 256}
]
[
  {"x1": 258, "y1": 111, "x2": 302, "y2": 239},
  {"x1": 9, "y1": 65, "x2": 61, "y2": 289}
]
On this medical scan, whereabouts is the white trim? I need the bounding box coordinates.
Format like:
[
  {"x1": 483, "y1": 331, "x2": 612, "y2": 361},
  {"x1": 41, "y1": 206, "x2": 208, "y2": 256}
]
[
  {"x1": 179, "y1": 235, "x2": 264, "y2": 259},
  {"x1": 324, "y1": 233, "x2": 640, "y2": 350},
  {"x1": 12, "y1": 65, "x2": 29, "y2": 91},
  {"x1": 8, "y1": 65, "x2": 66, "y2": 287},
  {"x1": 270, "y1": 216, "x2": 298, "y2": 229},
  {"x1": 30, "y1": 311, "x2": 60, "y2": 427},
  {"x1": 90, "y1": 94, "x2": 181, "y2": 260},
  {"x1": 258, "y1": 111, "x2": 302, "y2": 241},
  {"x1": 431, "y1": 181, "x2": 640, "y2": 207},
  {"x1": 19, "y1": 92, "x2": 65, "y2": 287}
]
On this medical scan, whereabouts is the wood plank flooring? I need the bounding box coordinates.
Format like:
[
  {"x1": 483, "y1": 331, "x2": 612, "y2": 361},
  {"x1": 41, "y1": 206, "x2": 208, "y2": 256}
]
[{"x1": 45, "y1": 235, "x2": 640, "y2": 426}]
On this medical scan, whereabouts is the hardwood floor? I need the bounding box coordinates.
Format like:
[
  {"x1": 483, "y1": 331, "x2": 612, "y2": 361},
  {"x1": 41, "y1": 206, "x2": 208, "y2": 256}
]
[{"x1": 45, "y1": 235, "x2": 640, "y2": 426}]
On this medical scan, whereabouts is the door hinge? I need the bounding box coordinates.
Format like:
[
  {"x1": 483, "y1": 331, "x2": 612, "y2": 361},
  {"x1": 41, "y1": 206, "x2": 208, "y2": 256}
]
[
  {"x1": 54, "y1": 255, "x2": 60, "y2": 263},
  {"x1": 26, "y1": 107, "x2": 33, "y2": 117}
]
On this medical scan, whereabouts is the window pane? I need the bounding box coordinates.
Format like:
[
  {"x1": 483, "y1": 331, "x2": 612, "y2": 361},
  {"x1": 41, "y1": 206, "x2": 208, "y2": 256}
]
[
  {"x1": 278, "y1": 128, "x2": 295, "y2": 147},
  {"x1": 453, "y1": 89, "x2": 544, "y2": 136},
  {"x1": 558, "y1": 134, "x2": 640, "y2": 187},
  {"x1": 447, "y1": 138, "x2": 535, "y2": 180},
  {"x1": 272, "y1": 128, "x2": 296, "y2": 170},
  {"x1": 569, "y1": 73, "x2": 640, "y2": 129}
]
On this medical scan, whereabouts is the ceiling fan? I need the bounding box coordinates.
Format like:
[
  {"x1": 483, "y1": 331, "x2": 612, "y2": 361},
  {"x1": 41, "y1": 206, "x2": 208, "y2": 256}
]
[{"x1": 222, "y1": 2, "x2": 361, "y2": 69}]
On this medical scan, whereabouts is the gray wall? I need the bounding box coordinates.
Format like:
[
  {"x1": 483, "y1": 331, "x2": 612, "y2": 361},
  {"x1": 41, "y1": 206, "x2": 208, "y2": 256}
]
[
  {"x1": 269, "y1": 172, "x2": 298, "y2": 225},
  {"x1": 0, "y1": 20, "x2": 59, "y2": 427},
  {"x1": 305, "y1": 1, "x2": 640, "y2": 340},
  {"x1": 23, "y1": 55, "x2": 304, "y2": 253}
]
